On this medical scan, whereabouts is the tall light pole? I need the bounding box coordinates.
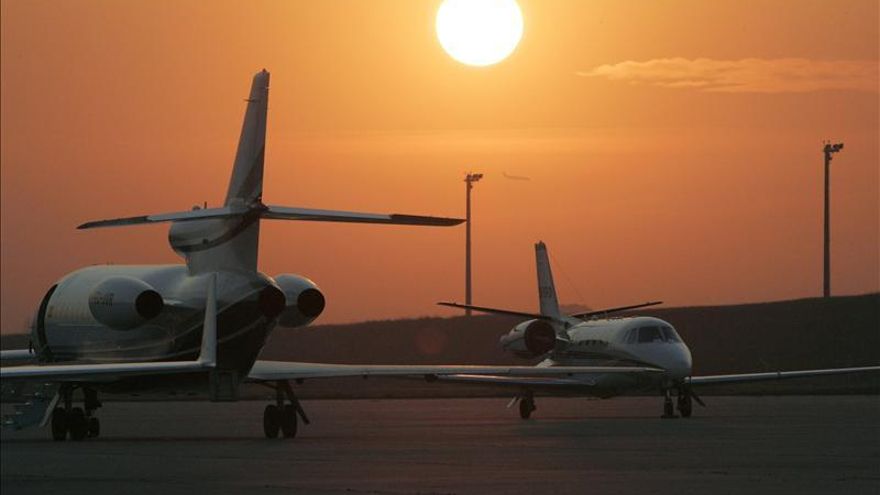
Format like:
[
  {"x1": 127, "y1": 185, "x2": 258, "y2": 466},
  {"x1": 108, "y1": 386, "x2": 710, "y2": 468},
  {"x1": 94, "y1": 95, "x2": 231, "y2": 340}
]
[
  {"x1": 464, "y1": 173, "x2": 483, "y2": 316},
  {"x1": 823, "y1": 142, "x2": 843, "y2": 298}
]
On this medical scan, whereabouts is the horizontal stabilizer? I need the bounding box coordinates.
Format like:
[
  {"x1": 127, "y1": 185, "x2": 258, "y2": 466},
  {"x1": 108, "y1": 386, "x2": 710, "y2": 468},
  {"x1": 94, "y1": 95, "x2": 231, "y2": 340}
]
[
  {"x1": 79, "y1": 204, "x2": 462, "y2": 230},
  {"x1": 263, "y1": 205, "x2": 463, "y2": 227},
  {"x1": 78, "y1": 206, "x2": 243, "y2": 230},
  {"x1": 437, "y1": 302, "x2": 553, "y2": 320},
  {"x1": 569, "y1": 301, "x2": 663, "y2": 320}
]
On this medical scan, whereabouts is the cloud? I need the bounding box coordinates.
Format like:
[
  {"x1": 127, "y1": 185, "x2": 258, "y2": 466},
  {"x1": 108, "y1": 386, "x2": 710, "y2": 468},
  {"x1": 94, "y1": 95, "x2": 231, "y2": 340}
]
[{"x1": 578, "y1": 58, "x2": 879, "y2": 93}]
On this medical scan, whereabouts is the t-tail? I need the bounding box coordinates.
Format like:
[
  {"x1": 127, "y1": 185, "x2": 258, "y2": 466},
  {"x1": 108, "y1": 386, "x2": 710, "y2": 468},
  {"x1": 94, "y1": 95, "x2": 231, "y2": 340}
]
[
  {"x1": 174, "y1": 70, "x2": 270, "y2": 273},
  {"x1": 77, "y1": 70, "x2": 464, "y2": 274},
  {"x1": 438, "y1": 241, "x2": 662, "y2": 325}
]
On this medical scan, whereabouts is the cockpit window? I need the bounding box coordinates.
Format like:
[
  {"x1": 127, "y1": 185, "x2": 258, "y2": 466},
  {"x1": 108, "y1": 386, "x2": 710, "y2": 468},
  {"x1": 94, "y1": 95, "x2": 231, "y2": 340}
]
[
  {"x1": 661, "y1": 326, "x2": 681, "y2": 343},
  {"x1": 637, "y1": 326, "x2": 664, "y2": 343}
]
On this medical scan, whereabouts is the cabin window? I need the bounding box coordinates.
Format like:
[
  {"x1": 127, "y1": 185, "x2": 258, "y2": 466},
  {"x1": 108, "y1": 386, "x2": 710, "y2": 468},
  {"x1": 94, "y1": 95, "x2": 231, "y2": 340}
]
[
  {"x1": 661, "y1": 326, "x2": 681, "y2": 343},
  {"x1": 637, "y1": 326, "x2": 664, "y2": 343}
]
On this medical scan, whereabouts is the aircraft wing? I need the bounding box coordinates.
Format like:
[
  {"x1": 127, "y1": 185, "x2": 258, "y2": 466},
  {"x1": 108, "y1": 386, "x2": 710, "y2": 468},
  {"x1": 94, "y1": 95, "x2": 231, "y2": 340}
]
[
  {"x1": 246, "y1": 361, "x2": 661, "y2": 381},
  {"x1": 0, "y1": 349, "x2": 36, "y2": 364},
  {"x1": 686, "y1": 365, "x2": 880, "y2": 386},
  {"x1": 0, "y1": 360, "x2": 213, "y2": 382},
  {"x1": 437, "y1": 374, "x2": 589, "y2": 387}
]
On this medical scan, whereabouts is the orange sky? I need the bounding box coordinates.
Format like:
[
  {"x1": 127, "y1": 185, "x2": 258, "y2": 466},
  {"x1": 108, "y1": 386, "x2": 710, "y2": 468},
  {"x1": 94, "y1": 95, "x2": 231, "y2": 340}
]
[{"x1": 1, "y1": 0, "x2": 878, "y2": 333}]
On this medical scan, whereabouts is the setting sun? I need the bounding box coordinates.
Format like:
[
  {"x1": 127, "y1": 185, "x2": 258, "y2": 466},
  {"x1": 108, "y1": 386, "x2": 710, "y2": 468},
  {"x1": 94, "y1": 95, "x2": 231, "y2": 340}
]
[{"x1": 436, "y1": 0, "x2": 524, "y2": 66}]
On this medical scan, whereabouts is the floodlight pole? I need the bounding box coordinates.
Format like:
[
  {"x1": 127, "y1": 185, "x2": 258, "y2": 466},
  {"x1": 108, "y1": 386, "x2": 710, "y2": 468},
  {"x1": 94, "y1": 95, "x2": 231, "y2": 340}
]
[
  {"x1": 822, "y1": 142, "x2": 843, "y2": 298},
  {"x1": 465, "y1": 173, "x2": 483, "y2": 316}
]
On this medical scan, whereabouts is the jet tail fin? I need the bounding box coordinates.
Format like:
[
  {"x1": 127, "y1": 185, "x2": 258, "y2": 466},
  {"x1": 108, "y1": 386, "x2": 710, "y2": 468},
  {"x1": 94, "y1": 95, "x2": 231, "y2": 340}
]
[
  {"x1": 225, "y1": 69, "x2": 269, "y2": 206},
  {"x1": 535, "y1": 241, "x2": 562, "y2": 321}
]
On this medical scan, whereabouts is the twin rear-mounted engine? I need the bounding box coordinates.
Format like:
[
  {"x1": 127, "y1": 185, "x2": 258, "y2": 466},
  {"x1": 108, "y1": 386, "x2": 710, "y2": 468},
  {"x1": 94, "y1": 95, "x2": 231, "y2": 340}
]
[
  {"x1": 85, "y1": 272, "x2": 326, "y2": 331},
  {"x1": 500, "y1": 319, "x2": 558, "y2": 358},
  {"x1": 273, "y1": 275, "x2": 326, "y2": 327},
  {"x1": 87, "y1": 277, "x2": 165, "y2": 330}
]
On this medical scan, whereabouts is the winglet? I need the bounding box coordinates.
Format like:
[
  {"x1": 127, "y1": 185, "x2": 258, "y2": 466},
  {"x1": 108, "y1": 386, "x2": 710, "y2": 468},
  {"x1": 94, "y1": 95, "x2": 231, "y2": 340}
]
[{"x1": 198, "y1": 274, "x2": 218, "y2": 368}]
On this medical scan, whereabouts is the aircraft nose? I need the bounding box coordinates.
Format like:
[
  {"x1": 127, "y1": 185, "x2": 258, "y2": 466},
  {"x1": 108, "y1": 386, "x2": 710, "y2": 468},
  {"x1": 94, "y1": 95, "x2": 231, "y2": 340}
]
[{"x1": 673, "y1": 345, "x2": 693, "y2": 378}]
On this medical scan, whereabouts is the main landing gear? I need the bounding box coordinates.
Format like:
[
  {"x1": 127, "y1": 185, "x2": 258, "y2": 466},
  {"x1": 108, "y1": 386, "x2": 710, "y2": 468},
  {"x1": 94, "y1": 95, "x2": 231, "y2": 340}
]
[
  {"x1": 262, "y1": 380, "x2": 309, "y2": 439},
  {"x1": 518, "y1": 391, "x2": 536, "y2": 420},
  {"x1": 51, "y1": 385, "x2": 101, "y2": 441}
]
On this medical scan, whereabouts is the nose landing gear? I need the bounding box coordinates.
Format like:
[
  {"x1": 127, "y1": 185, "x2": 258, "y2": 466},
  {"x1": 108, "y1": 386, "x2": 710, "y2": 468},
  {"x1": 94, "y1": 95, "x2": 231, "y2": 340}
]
[
  {"x1": 661, "y1": 389, "x2": 676, "y2": 418},
  {"x1": 677, "y1": 390, "x2": 693, "y2": 418}
]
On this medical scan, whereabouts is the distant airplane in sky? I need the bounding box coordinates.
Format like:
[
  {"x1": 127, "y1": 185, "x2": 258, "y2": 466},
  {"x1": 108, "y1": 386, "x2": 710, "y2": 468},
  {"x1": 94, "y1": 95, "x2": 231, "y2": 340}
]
[
  {"x1": 438, "y1": 242, "x2": 880, "y2": 419},
  {"x1": 0, "y1": 70, "x2": 654, "y2": 441},
  {"x1": 503, "y1": 171, "x2": 531, "y2": 181}
]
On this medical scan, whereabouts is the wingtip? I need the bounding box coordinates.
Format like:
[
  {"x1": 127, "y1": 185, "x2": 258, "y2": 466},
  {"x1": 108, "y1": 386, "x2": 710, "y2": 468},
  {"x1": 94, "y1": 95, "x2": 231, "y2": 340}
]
[{"x1": 388, "y1": 214, "x2": 465, "y2": 227}]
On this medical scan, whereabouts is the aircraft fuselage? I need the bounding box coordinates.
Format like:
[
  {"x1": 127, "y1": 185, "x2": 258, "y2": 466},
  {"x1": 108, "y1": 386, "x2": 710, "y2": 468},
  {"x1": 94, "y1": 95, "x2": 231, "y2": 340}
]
[
  {"x1": 28, "y1": 265, "x2": 307, "y2": 392},
  {"x1": 501, "y1": 316, "x2": 693, "y2": 396}
]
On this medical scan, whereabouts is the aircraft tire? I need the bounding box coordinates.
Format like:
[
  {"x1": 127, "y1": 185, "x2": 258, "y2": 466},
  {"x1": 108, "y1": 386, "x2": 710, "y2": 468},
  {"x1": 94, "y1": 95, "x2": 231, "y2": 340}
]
[
  {"x1": 519, "y1": 398, "x2": 535, "y2": 420},
  {"x1": 51, "y1": 408, "x2": 68, "y2": 441},
  {"x1": 678, "y1": 395, "x2": 693, "y2": 418},
  {"x1": 280, "y1": 405, "x2": 298, "y2": 438},
  {"x1": 263, "y1": 405, "x2": 280, "y2": 438},
  {"x1": 68, "y1": 408, "x2": 88, "y2": 441},
  {"x1": 88, "y1": 417, "x2": 101, "y2": 437}
]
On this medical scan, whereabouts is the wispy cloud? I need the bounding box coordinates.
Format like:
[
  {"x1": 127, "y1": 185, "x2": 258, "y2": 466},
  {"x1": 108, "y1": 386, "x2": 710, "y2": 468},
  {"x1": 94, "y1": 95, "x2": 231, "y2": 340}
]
[{"x1": 579, "y1": 58, "x2": 879, "y2": 93}]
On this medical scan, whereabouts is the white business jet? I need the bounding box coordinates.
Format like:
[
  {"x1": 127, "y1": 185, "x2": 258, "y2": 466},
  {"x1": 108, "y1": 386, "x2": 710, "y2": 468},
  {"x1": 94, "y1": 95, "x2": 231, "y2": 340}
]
[{"x1": 438, "y1": 242, "x2": 879, "y2": 419}]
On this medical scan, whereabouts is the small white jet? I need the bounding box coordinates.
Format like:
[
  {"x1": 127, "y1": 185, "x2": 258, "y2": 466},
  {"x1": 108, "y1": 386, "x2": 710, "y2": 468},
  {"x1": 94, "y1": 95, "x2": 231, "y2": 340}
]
[
  {"x1": 0, "y1": 70, "x2": 657, "y2": 441},
  {"x1": 438, "y1": 242, "x2": 880, "y2": 419}
]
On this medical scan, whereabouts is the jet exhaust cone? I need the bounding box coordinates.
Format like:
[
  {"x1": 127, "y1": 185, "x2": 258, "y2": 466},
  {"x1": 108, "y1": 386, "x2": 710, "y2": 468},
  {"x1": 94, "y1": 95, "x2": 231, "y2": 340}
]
[
  {"x1": 297, "y1": 288, "x2": 326, "y2": 318},
  {"x1": 135, "y1": 290, "x2": 164, "y2": 320},
  {"x1": 524, "y1": 320, "x2": 556, "y2": 355},
  {"x1": 259, "y1": 286, "x2": 286, "y2": 319}
]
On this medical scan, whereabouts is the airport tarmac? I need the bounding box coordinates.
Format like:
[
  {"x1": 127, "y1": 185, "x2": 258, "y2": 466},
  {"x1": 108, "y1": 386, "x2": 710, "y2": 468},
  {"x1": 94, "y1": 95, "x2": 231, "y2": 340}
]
[{"x1": 2, "y1": 396, "x2": 878, "y2": 495}]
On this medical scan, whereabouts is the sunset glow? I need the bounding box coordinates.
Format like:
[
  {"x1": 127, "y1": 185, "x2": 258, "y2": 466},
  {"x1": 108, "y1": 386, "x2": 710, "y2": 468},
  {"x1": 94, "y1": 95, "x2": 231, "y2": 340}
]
[{"x1": 0, "y1": 1, "x2": 877, "y2": 333}]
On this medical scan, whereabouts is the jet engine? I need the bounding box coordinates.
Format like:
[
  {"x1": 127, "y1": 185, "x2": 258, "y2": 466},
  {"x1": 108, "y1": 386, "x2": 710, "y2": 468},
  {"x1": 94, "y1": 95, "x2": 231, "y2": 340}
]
[
  {"x1": 88, "y1": 277, "x2": 164, "y2": 330},
  {"x1": 500, "y1": 319, "x2": 558, "y2": 358},
  {"x1": 274, "y1": 274, "x2": 326, "y2": 327}
]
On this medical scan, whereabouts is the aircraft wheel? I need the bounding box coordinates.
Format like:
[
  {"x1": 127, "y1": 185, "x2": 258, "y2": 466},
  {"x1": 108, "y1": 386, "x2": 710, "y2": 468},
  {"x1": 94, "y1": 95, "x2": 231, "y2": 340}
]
[
  {"x1": 68, "y1": 407, "x2": 88, "y2": 441},
  {"x1": 88, "y1": 417, "x2": 101, "y2": 438},
  {"x1": 677, "y1": 394, "x2": 693, "y2": 418},
  {"x1": 662, "y1": 394, "x2": 675, "y2": 418},
  {"x1": 51, "y1": 408, "x2": 68, "y2": 441},
  {"x1": 263, "y1": 405, "x2": 280, "y2": 438},
  {"x1": 519, "y1": 397, "x2": 536, "y2": 420},
  {"x1": 280, "y1": 405, "x2": 298, "y2": 438}
]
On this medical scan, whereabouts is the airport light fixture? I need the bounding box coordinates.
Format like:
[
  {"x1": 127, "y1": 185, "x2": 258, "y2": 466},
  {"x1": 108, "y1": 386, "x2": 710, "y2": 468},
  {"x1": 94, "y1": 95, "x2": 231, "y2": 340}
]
[
  {"x1": 465, "y1": 173, "x2": 483, "y2": 316},
  {"x1": 822, "y1": 142, "x2": 843, "y2": 298}
]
